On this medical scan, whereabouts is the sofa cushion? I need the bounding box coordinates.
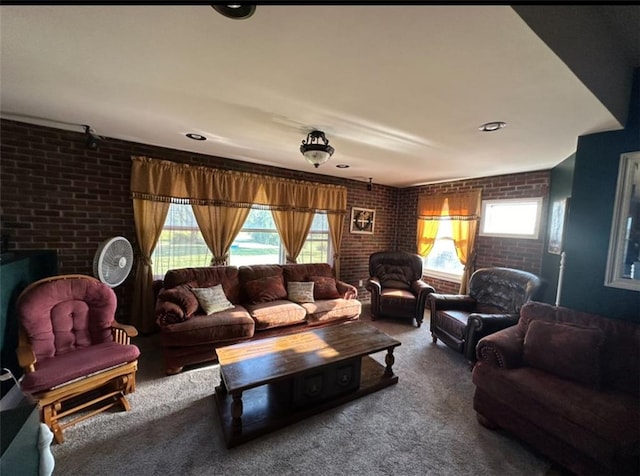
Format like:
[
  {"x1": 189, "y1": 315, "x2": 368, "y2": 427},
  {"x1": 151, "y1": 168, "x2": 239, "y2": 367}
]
[
  {"x1": 309, "y1": 275, "x2": 341, "y2": 300},
  {"x1": 245, "y1": 300, "x2": 307, "y2": 330},
  {"x1": 160, "y1": 305, "x2": 255, "y2": 346},
  {"x1": 287, "y1": 281, "x2": 315, "y2": 303},
  {"x1": 302, "y1": 299, "x2": 362, "y2": 326},
  {"x1": 191, "y1": 284, "x2": 234, "y2": 315},
  {"x1": 163, "y1": 266, "x2": 242, "y2": 304},
  {"x1": 523, "y1": 320, "x2": 603, "y2": 388},
  {"x1": 244, "y1": 275, "x2": 288, "y2": 304},
  {"x1": 159, "y1": 285, "x2": 200, "y2": 319},
  {"x1": 283, "y1": 263, "x2": 334, "y2": 282}
]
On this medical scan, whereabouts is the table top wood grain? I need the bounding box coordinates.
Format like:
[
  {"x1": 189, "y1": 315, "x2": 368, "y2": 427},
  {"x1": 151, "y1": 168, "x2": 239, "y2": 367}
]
[{"x1": 216, "y1": 321, "x2": 401, "y2": 393}]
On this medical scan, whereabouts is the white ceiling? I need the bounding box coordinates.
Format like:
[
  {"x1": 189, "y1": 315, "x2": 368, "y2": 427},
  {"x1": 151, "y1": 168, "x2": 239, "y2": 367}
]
[{"x1": 0, "y1": 5, "x2": 635, "y2": 187}]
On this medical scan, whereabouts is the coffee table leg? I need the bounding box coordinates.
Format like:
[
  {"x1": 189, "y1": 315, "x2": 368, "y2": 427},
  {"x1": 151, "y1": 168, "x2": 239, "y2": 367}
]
[
  {"x1": 231, "y1": 392, "x2": 243, "y2": 433},
  {"x1": 216, "y1": 377, "x2": 228, "y2": 395},
  {"x1": 384, "y1": 347, "x2": 395, "y2": 377}
]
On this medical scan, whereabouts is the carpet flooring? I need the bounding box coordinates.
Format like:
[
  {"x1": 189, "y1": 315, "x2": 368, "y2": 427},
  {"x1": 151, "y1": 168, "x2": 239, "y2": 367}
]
[{"x1": 51, "y1": 309, "x2": 556, "y2": 475}]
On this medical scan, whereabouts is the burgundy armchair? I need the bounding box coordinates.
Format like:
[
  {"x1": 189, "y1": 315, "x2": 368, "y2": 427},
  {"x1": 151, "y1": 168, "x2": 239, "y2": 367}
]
[
  {"x1": 428, "y1": 267, "x2": 544, "y2": 363},
  {"x1": 366, "y1": 251, "x2": 435, "y2": 327}
]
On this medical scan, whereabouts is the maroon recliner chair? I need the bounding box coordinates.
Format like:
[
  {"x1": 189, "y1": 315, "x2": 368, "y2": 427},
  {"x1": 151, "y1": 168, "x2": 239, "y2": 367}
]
[{"x1": 366, "y1": 251, "x2": 435, "y2": 327}]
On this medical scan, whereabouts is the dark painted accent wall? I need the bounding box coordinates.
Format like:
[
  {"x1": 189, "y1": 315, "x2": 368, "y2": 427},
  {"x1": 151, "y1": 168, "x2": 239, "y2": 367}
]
[
  {"x1": 540, "y1": 153, "x2": 575, "y2": 305},
  {"x1": 560, "y1": 68, "x2": 640, "y2": 322}
]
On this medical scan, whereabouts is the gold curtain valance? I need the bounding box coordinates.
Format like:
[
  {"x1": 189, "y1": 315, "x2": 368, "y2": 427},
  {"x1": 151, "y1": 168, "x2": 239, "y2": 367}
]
[
  {"x1": 130, "y1": 156, "x2": 347, "y2": 214},
  {"x1": 417, "y1": 190, "x2": 482, "y2": 220}
]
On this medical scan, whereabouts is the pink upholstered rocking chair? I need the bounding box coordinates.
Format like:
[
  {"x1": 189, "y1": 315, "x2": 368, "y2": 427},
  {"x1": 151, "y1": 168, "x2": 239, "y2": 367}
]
[{"x1": 16, "y1": 274, "x2": 140, "y2": 443}]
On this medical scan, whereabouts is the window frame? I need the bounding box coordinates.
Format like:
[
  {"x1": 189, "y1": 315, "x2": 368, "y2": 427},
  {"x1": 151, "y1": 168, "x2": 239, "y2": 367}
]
[
  {"x1": 422, "y1": 217, "x2": 465, "y2": 281},
  {"x1": 152, "y1": 205, "x2": 334, "y2": 277},
  {"x1": 479, "y1": 197, "x2": 543, "y2": 240}
]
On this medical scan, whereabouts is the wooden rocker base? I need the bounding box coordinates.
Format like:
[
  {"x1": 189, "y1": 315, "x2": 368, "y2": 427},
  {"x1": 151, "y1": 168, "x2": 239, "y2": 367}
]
[{"x1": 33, "y1": 361, "x2": 138, "y2": 444}]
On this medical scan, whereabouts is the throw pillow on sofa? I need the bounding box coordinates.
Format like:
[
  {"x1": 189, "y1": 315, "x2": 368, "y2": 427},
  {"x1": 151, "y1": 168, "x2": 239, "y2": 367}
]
[
  {"x1": 157, "y1": 285, "x2": 200, "y2": 321},
  {"x1": 523, "y1": 319, "x2": 604, "y2": 388},
  {"x1": 191, "y1": 284, "x2": 234, "y2": 315},
  {"x1": 287, "y1": 281, "x2": 315, "y2": 303},
  {"x1": 308, "y1": 275, "x2": 341, "y2": 300},
  {"x1": 244, "y1": 275, "x2": 288, "y2": 304}
]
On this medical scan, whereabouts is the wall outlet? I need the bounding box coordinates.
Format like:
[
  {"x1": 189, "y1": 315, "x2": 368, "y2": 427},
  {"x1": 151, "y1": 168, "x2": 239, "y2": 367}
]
[{"x1": 358, "y1": 279, "x2": 363, "y2": 287}]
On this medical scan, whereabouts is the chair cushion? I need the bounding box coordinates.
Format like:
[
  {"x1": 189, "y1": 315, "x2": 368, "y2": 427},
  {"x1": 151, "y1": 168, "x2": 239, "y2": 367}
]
[
  {"x1": 376, "y1": 264, "x2": 413, "y2": 290},
  {"x1": 381, "y1": 289, "x2": 415, "y2": 300},
  {"x1": 18, "y1": 278, "x2": 117, "y2": 360},
  {"x1": 523, "y1": 320, "x2": 604, "y2": 388},
  {"x1": 20, "y1": 342, "x2": 140, "y2": 394}
]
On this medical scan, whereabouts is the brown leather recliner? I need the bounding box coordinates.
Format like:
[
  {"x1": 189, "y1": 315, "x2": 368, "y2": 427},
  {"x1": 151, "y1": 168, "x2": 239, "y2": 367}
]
[
  {"x1": 428, "y1": 267, "x2": 545, "y2": 363},
  {"x1": 366, "y1": 251, "x2": 435, "y2": 327}
]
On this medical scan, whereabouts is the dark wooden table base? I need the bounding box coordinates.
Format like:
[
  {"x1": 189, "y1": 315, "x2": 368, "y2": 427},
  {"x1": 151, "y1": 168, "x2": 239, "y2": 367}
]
[{"x1": 214, "y1": 355, "x2": 398, "y2": 448}]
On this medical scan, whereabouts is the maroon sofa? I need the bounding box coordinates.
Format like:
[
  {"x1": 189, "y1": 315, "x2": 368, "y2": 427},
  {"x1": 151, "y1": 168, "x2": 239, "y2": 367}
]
[
  {"x1": 155, "y1": 263, "x2": 361, "y2": 374},
  {"x1": 472, "y1": 301, "x2": 640, "y2": 475}
]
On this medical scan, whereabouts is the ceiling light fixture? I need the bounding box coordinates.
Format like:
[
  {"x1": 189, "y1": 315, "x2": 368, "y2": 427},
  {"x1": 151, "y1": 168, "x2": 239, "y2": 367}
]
[
  {"x1": 335, "y1": 164, "x2": 350, "y2": 169},
  {"x1": 84, "y1": 125, "x2": 101, "y2": 150},
  {"x1": 479, "y1": 121, "x2": 506, "y2": 132},
  {"x1": 186, "y1": 133, "x2": 207, "y2": 141},
  {"x1": 300, "y1": 130, "x2": 335, "y2": 168},
  {"x1": 212, "y1": 4, "x2": 256, "y2": 20}
]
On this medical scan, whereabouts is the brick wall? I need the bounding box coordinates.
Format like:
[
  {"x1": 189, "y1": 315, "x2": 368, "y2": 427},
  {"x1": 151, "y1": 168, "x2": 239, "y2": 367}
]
[
  {"x1": 1, "y1": 119, "x2": 549, "y2": 317},
  {"x1": 397, "y1": 171, "x2": 551, "y2": 290},
  {"x1": 0, "y1": 119, "x2": 397, "y2": 315}
]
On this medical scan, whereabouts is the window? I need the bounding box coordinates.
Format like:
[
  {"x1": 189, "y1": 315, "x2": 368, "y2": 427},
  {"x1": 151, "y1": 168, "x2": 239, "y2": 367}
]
[
  {"x1": 228, "y1": 209, "x2": 281, "y2": 266},
  {"x1": 479, "y1": 198, "x2": 543, "y2": 239},
  {"x1": 151, "y1": 203, "x2": 212, "y2": 279},
  {"x1": 152, "y1": 205, "x2": 332, "y2": 278},
  {"x1": 296, "y1": 213, "x2": 331, "y2": 264},
  {"x1": 423, "y1": 218, "x2": 464, "y2": 279},
  {"x1": 228, "y1": 209, "x2": 332, "y2": 266}
]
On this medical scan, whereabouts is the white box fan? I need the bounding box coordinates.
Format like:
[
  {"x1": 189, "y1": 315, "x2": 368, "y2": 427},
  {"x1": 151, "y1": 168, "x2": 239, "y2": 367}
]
[{"x1": 93, "y1": 236, "x2": 134, "y2": 287}]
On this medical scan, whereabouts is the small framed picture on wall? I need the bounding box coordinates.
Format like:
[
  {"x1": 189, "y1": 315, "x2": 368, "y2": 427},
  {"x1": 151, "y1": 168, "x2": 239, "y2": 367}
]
[{"x1": 350, "y1": 207, "x2": 376, "y2": 234}]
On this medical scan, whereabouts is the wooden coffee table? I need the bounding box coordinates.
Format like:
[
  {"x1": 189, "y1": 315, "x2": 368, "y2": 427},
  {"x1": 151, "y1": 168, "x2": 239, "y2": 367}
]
[{"x1": 214, "y1": 321, "x2": 401, "y2": 448}]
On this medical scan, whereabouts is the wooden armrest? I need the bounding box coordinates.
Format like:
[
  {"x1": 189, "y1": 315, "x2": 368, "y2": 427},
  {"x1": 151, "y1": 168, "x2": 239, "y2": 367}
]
[
  {"x1": 111, "y1": 321, "x2": 138, "y2": 345},
  {"x1": 17, "y1": 328, "x2": 37, "y2": 372}
]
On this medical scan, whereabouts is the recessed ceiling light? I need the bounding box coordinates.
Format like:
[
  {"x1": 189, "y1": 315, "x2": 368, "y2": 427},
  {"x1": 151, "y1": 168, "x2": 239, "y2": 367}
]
[
  {"x1": 335, "y1": 164, "x2": 350, "y2": 169},
  {"x1": 479, "y1": 121, "x2": 506, "y2": 132},
  {"x1": 212, "y1": 4, "x2": 256, "y2": 20},
  {"x1": 186, "y1": 133, "x2": 206, "y2": 141}
]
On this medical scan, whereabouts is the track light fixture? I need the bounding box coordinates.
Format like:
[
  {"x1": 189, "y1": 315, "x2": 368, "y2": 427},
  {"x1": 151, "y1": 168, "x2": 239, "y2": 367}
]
[
  {"x1": 84, "y1": 125, "x2": 101, "y2": 150},
  {"x1": 300, "y1": 130, "x2": 335, "y2": 168}
]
